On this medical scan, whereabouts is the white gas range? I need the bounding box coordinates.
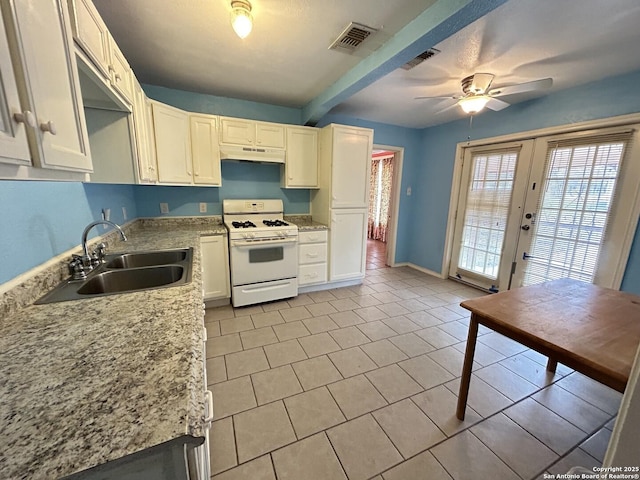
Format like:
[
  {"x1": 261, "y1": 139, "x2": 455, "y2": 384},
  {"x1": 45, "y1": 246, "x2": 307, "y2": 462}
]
[{"x1": 223, "y1": 199, "x2": 299, "y2": 307}]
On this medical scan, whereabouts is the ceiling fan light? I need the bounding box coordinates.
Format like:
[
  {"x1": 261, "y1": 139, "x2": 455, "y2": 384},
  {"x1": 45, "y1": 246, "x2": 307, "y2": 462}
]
[
  {"x1": 231, "y1": 0, "x2": 253, "y2": 39},
  {"x1": 459, "y1": 95, "x2": 490, "y2": 114}
]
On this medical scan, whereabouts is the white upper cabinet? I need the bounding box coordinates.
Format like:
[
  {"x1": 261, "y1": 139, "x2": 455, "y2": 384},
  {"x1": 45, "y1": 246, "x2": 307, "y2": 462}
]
[
  {"x1": 132, "y1": 77, "x2": 157, "y2": 183},
  {"x1": 67, "y1": 0, "x2": 132, "y2": 106},
  {"x1": 220, "y1": 117, "x2": 254, "y2": 146},
  {"x1": 67, "y1": 0, "x2": 110, "y2": 79},
  {"x1": 151, "y1": 101, "x2": 221, "y2": 186},
  {"x1": 190, "y1": 114, "x2": 221, "y2": 186},
  {"x1": 0, "y1": 7, "x2": 30, "y2": 166},
  {"x1": 282, "y1": 126, "x2": 318, "y2": 188},
  {"x1": 107, "y1": 36, "x2": 133, "y2": 104},
  {"x1": 151, "y1": 101, "x2": 192, "y2": 184},
  {"x1": 1, "y1": 0, "x2": 92, "y2": 172},
  {"x1": 220, "y1": 116, "x2": 285, "y2": 149},
  {"x1": 330, "y1": 125, "x2": 373, "y2": 208},
  {"x1": 256, "y1": 122, "x2": 285, "y2": 148}
]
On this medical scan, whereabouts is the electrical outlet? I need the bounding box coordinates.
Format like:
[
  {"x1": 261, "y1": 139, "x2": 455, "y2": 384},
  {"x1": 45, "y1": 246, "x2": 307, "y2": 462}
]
[
  {"x1": 160, "y1": 203, "x2": 169, "y2": 214},
  {"x1": 199, "y1": 202, "x2": 207, "y2": 213},
  {"x1": 122, "y1": 207, "x2": 128, "y2": 220},
  {"x1": 406, "y1": 186, "x2": 412, "y2": 196}
]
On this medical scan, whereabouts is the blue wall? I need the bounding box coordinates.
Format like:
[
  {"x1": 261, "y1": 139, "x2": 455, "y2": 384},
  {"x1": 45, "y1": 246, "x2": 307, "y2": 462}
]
[
  {"x1": 143, "y1": 84, "x2": 302, "y2": 124},
  {"x1": 135, "y1": 161, "x2": 310, "y2": 216},
  {"x1": 0, "y1": 182, "x2": 136, "y2": 284},
  {"x1": 409, "y1": 69, "x2": 640, "y2": 294}
]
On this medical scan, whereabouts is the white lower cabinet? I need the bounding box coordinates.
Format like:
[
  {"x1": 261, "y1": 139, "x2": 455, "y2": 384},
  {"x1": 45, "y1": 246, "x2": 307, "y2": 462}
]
[
  {"x1": 298, "y1": 230, "x2": 328, "y2": 286},
  {"x1": 329, "y1": 209, "x2": 367, "y2": 282},
  {"x1": 201, "y1": 235, "x2": 230, "y2": 301}
]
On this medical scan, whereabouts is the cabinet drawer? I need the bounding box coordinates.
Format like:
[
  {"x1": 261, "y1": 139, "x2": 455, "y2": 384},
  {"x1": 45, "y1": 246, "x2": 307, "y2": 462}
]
[
  {"x1": 299, "y1": 230, "x2": 328, "y2": 244},
  {"x1": 299, "y1": 243, "x2": 327, "y2": 264},
  {"x1": 299, "y1": 263, "x2": 327, "y2": 285}
]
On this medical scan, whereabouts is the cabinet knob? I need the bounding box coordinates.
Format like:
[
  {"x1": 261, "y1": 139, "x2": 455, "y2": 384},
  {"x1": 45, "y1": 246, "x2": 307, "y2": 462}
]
[
  {"x1": 108, "y1": 64, "x2": 115, "y2": 72},
  {"x1": 13, "y1": 110, "x2": 36, "y2": 127},
  {"x1": 115, "y1": 73, "x2": 122, "y2": 81},
  {"x1": 40, "y1": 120, "x2": 57, "y2": 135}
]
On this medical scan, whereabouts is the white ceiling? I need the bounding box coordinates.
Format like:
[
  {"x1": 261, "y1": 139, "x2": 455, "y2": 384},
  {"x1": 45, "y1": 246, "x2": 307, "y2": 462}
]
[{"x1": 93, "y1": 0, "x2": 640, "y2": 129}]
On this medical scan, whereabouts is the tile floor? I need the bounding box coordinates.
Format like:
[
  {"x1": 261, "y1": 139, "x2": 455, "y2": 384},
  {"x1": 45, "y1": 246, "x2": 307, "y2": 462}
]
[{"x1": 204, "y1": 238, "x2": 621, "y2": 480}]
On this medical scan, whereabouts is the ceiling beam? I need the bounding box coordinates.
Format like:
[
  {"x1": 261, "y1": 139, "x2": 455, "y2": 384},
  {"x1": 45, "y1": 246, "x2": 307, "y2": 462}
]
[{"x1": 301, "y1": 0, "x2": 508, "y2": 126}]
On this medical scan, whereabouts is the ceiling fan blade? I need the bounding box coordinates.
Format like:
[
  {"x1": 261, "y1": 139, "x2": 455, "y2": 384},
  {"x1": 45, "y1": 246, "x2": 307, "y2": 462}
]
[
  {"x1": 434, "y1": 102, "x2": 460, "y2": 115},
  {"x1": 470, "y1": 73, "x2": 495, "y2": 94},
  {"x1": 488, "y1": 77, "x2": 553, "y2": 97},
  {"x1": 414, "y1": 95, "x2": 457, "y2": 100},
  {"x1": 485, "y1": 97, "x2": 510, "y2": 111}
]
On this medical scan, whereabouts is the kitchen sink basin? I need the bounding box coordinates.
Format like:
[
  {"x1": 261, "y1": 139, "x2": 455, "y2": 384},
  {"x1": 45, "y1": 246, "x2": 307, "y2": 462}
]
[
  {"x1": 104, "y1": 249, "x2": 189, "y2": 269},
  {"x1": 77, "y1": 265, "x2": 185, "y2": 295},
  {"x1": 35, "y1": 247, "x2": 193, "y2": 304}
]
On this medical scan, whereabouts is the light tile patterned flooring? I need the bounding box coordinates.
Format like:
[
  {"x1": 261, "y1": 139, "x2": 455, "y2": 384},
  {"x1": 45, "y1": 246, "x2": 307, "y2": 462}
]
[{"x1": 205, "y1": 239, "x2": 621, "y2": 479}]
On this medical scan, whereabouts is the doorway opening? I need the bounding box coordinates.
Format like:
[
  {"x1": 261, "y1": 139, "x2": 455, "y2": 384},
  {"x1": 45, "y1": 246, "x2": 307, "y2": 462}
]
[{"x1": 367, "y1": 146, "x2": 402, "y2": 271}]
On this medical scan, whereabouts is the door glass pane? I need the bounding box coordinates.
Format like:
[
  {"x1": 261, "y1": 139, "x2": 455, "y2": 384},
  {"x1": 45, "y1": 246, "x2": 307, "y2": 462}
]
[
  {"x1": 522, "y1": 141, "x2": 625, "y2": 286},
  {"x1": 457, "y1": 150, "x2": 518, "y2": 279}
]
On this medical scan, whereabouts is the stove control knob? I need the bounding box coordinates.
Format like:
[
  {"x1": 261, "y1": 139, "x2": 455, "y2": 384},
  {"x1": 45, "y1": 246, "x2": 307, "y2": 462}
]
[
  {"x1": 249, "y1": 233, "x2": 255, "y2": 239},
  {"x1": 277, "y1": 231, "x2": 285, "y2": 237}
]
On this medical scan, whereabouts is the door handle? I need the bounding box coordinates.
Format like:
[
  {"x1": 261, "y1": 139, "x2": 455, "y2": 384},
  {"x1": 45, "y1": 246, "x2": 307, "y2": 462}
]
[
  {"x1": 521, "y1": 225, "x2": 530, "y2": 231},
  {"x1": 523, "y1": 252, "x2": 535, "y2": 260}
]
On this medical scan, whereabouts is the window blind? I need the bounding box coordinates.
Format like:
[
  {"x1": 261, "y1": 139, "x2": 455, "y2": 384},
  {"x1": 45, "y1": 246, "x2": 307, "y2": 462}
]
[
  {"x1": 522, "y1": 130, "x2": 633, "y2": 286},
  {"x1": 458, "y1": 147, "x2": 521, "y2": 279}
]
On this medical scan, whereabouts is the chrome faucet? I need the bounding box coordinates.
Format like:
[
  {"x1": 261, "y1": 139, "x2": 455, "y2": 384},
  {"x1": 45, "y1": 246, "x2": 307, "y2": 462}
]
[
  {"x1": 82, "y1": 220, "x2": 127, "y2": 258},
  {"x1": 70, "y1": 220, "x2": 127, "y2": 280}
]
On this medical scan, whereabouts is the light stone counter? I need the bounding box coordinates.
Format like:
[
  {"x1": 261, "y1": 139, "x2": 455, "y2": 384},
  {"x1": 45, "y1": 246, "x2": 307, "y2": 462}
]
[
  {"x1": 284, "y1": 214, "x2": 328, "y2": 231},
  {"x1": 0, "y1": 218, "x2": 226, "y2": 479}
]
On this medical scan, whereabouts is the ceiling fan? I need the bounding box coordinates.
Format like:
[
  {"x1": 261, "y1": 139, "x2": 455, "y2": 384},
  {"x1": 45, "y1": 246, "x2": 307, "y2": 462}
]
[{"x1": 416, "y1": 73, "x2": 553, "y2": 114}]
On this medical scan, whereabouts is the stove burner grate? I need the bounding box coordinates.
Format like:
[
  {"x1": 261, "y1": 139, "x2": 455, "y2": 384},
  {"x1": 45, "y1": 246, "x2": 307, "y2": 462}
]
[
  {"x1": 263, "y1": 219, "x2": 289, "y2": 227},
  {"x1": 232, "y1": 221, "x2": 257, "y2": 228}
]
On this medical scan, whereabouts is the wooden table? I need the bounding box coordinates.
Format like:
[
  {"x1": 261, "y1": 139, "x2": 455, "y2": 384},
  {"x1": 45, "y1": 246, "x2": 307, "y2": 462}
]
[{"x1": 456, "y1": 278, "x2": 640, "y2": 420}]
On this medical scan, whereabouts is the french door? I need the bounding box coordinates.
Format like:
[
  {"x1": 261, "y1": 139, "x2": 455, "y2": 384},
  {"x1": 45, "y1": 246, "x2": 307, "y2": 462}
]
[{"x1": 449, "y1": 125, "x2": 640, "y2": 292}]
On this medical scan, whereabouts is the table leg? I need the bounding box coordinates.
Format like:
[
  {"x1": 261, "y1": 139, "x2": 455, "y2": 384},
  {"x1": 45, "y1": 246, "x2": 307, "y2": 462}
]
[
  {"x1": 456, "y1": 315, "x2": 479, "y2": 421},
  {"x1": 546, "y1": 358, "x2": 557, "y2": 373}
]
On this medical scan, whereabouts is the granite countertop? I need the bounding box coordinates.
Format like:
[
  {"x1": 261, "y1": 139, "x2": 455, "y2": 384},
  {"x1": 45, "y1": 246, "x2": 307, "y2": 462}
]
[
  {"x1": 0, "y1": 218, "x2": 226, "y2": 479},
  {"x1": 284, "y1": 215, "x2": 328, "y2": 230}
]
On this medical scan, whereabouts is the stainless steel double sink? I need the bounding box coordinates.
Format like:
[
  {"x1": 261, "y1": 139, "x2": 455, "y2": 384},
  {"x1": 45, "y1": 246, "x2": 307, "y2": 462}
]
[{"x1": 36, "y1": 248, "x2": 193, "y2": 304}]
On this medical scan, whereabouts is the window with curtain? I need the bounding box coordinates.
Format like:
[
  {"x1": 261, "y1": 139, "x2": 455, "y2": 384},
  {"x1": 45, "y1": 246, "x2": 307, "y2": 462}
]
[{"x1": 368, "y1": 155, "x2": 393, "y2": 242}]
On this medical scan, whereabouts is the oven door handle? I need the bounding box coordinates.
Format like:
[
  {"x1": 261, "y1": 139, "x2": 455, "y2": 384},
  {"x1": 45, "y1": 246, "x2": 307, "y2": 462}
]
[{"x1": 232, "y1": 238, "x2": 298, "y2": 247}]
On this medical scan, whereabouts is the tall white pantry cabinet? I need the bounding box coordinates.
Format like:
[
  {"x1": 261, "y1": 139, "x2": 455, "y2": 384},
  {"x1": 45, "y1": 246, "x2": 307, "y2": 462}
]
[{"x1": 311, "y1": 124, "x2": 373, "y2": 282}]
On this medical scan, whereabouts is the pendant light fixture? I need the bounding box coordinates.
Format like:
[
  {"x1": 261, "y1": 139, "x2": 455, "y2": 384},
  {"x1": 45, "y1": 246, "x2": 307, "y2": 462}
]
[{"x1": 230, "y1": 0, "x2": 253, "y2": 39}]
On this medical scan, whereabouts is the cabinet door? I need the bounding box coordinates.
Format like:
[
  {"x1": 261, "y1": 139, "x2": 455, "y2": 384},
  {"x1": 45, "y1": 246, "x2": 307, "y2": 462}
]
[
  {"x1": 0, "y1": 7, "x2": 30, "y2": 165},
  {"x1": 331, "y1": 126, "x2": 373, "y2": 208},
  {"x1": 256, "y1": 122, "x2": 285, "y2": 148},
  {"x1": 220, "y1": 117, "x2": 254, "y2": 146},
  {"x1": 151, "y1": 102, "x2": 192, "y2": 184},
  {"x1": 132, "y1": 78, "x2": 157, "y2": 183},
  {"x1": 329, "y1": 209, "x2": 367, "y2": 281},
  {"x1": 284, "y1": 127, "x2": 318, "y2": 188},
  {"x1": 201, "y1": 235, "x2": 230, "y2": 300},
  {"x1": 7, "y1": 0, "x2": 92, "y2": 172},
  {"x1": 108, "y1": 35, "x2": 133, "y2": 104},
  {"x1": 190, "y1": 114, "x2": 221, "y2": 186},
  {"x1": 67, "y1": 0, "x2": 110, "y2": 79}
]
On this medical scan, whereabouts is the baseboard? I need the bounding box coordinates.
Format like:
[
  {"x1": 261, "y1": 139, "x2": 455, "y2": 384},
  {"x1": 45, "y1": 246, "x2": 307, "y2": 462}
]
[{"x1": 405, "y1": 263, "x2": 447, "y2": 279}]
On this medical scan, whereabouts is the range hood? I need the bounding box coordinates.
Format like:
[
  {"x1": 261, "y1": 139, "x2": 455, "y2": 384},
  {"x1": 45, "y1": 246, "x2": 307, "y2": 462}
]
[{"x1": 219, "y1": 145, "x2": 285, "y2": 164}]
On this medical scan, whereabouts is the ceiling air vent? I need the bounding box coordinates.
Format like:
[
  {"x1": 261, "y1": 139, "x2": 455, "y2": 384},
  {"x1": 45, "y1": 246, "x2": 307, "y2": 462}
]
[
  {"x1": 400, "y1": 48, "x2": 441, "y2": 70},
  {"x1": 329, "y1": 22, "x2": 378, "y2": 54}
]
